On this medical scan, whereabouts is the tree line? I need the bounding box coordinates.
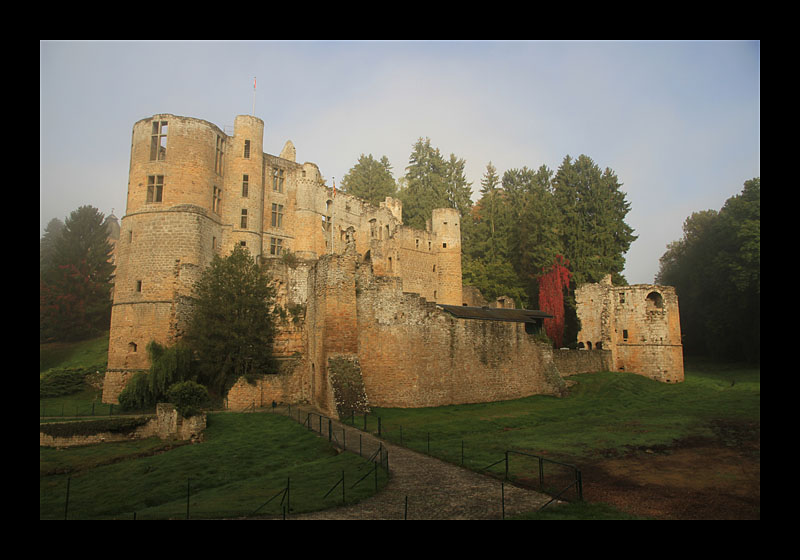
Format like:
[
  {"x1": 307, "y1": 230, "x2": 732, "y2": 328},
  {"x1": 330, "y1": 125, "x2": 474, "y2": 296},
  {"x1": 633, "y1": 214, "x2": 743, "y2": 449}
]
[
  {"x1": 656, "y1": 178, "x2": 760, "y2": 363},
  {"x1": 342, "y1": 139, "x2": 638, "y2": 346}
]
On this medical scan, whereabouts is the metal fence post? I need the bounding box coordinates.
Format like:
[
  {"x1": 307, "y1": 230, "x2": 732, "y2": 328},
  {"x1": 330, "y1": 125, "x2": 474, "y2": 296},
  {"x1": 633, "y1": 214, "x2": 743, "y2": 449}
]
[
  {"x1": 501, "y1": 482, "x2": 505, "y2": 520},
  {"x1": 64, "y1": 477, "x2": 71, "y2": 520}
]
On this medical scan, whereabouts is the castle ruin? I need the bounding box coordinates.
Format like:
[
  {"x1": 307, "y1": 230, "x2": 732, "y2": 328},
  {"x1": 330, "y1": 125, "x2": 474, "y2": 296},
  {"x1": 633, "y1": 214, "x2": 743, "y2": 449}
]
[{"x1": 102, "y1": 113, "x2": 683, "y2": 417}]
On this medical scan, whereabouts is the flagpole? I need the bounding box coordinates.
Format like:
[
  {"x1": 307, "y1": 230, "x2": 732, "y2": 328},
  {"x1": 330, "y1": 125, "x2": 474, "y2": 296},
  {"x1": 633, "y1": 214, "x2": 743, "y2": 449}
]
[{"x1": 252, "y1": 76, "x2": 256, "y2": 116}]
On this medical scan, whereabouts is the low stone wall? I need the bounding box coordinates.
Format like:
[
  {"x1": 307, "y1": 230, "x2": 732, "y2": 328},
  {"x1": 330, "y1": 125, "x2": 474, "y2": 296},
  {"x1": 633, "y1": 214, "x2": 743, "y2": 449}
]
[
  {"x1": 39, "y1": 404, "x2": 206, "y2": 448},
  {"x1": 552, "y1": 348, "x2": 613, "y2": 376}
]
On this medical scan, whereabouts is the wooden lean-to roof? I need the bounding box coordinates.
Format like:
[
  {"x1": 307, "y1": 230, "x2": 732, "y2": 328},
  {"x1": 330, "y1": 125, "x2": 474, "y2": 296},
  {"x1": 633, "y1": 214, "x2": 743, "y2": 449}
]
[{"x1": 437, "y1": 305, "x2": 552, "y2": 323}]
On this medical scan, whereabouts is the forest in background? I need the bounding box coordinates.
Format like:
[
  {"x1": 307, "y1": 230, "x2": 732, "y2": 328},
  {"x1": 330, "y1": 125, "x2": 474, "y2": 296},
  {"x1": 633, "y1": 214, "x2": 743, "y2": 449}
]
[
  {"x1": 39, "y1": 139, "x2": 759, "y2": 363},
  {"x1": 342, "y1": 139, "x2": 759, "y2": 362}
]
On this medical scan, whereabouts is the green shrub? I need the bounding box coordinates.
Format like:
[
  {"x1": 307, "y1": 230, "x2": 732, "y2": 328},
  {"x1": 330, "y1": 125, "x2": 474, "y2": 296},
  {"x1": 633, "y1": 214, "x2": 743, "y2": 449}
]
[
  {"x1": 118, "y1": 341, "x2": 194, "y2": 412},
  {"x1": 40, "y1": 368, "x2": 92, "y2": 398},
  {"x1": 39, "y1": 417, "x2": 151, "y2": 438},
  {"x1": 166, "y1": 381, "x2": 209, "y2": 418}
]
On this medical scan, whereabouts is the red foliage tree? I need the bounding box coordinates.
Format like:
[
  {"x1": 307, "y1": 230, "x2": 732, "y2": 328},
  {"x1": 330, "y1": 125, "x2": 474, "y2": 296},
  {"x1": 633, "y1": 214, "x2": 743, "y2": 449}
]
[{"x1": 538, "y1": 255, "x2": 571, "y2": 347}]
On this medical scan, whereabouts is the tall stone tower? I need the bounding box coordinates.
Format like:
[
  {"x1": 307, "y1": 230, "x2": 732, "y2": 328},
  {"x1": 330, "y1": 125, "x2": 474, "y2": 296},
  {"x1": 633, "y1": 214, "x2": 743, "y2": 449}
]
[
  {"x1": 221, "y1": 115, "x2": 265, "y2": 255},
  {"x1": 431, "y1": 207, "x2": 462, "y2": 306},
  {"x1": 104, "y1": 114, "x2": 232, "y2": 403}
]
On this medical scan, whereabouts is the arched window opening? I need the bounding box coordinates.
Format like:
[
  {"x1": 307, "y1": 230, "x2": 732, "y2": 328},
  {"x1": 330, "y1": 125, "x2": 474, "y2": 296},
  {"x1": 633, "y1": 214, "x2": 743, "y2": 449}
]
[{"x1": 646, "y1": 291, "x2": 664, "y2": 309}]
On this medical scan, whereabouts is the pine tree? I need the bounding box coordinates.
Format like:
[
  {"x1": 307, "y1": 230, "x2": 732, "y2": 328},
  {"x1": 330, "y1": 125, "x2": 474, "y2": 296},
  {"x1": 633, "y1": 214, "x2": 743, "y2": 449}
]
[
  {"x1": 340, "y1": 154, "x2": 397, "y2": 206},
  {"x1": 503, "y1": 165, "x2": 561, "y2": 307},
  {"x1": 552, "y1": 155, "x2": 636, "y2": 287},
  {"x1": 39, "y1": 206, "x2": 114, "y2": 341},
  {"x1": 400, "y1": 138, "x2": 450, "y2": 230}
]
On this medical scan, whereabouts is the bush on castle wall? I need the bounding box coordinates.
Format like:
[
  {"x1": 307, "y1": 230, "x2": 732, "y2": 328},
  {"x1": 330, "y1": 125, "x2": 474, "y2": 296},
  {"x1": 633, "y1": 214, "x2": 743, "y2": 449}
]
[
  {"x1": 39, "y1": 416, "x2": 151, "y2": 439},
  {"x1": 40, "y1": 367, "x2": 99, "y2": 398}
]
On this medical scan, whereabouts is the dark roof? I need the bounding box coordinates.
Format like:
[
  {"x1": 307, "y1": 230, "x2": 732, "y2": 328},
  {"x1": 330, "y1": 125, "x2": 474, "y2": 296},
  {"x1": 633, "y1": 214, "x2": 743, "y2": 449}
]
[{"x1": 438, "y1": 304, "x2": 553, "y2": 323}]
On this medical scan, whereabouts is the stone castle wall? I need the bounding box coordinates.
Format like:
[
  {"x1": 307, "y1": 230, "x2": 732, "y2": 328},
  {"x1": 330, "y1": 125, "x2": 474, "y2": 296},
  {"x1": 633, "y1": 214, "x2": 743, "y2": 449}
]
[
  {"x1": 105, "y1": 113, "x2": 464, "y2": 404},
  {"x1": 103, "y1": 112, "x2": 680, "y2": 415},
  {"x1": 575, "y1": 275, "x2": 684, "y2": 383}
]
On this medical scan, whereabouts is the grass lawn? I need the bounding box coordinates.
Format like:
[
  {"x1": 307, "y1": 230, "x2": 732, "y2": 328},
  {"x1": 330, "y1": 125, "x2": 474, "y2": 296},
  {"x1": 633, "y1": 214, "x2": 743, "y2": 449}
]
[
  {"x1": 40, "y1": 412, "x2": 389, "y2": 520},
  {"x1": 367, "y1": 361, "x2": 759, "y2": 469},
  {"x1": 40, "y1": 335, "x2": 758, "y2": 520}
]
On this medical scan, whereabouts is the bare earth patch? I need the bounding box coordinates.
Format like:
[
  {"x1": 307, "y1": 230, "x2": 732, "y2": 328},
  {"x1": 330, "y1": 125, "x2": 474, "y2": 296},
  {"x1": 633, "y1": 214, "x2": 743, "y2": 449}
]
[{"x1": 578, "y1": 422, "x2": 760, "y2": 520}]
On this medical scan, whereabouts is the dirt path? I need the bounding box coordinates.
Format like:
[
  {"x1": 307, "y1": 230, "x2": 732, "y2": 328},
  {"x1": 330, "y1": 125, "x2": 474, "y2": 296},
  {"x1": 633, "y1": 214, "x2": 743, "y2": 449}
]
[{"x1": 257, "y1": 406, "x2": 554, "y2": 520}]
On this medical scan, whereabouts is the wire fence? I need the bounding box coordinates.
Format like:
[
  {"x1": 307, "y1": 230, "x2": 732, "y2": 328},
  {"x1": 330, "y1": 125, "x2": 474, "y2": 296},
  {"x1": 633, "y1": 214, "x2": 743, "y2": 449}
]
[
  {"x1": 337, "y1": 409, "x2": 583, "y2": 504},
  {"x1": 40, "y1": 402, "x2": 119, "y2": 418},
  {"x1": 45, "y1": 404, "x2": 583, "y2": 519}
]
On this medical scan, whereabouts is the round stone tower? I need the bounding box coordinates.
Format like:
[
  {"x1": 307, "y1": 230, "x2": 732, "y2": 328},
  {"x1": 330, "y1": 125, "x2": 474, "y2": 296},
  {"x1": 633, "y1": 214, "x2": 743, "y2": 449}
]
[
  {"x1": 432, "y1": 207, "x2": 462, "y2": 306},
  {"x1": 103, "y1": 114, "x2": 227, "y2": 403},
  {"x1": 221, "y1": 115, "x2": 265, "y2": 256}
]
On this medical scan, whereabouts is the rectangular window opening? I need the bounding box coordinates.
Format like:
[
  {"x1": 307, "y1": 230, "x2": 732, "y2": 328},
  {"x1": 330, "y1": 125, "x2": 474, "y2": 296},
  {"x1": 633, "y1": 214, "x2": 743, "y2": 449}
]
[
  {"x1": 147, "y1": 175, "x2": 164, "y2": 203},
  {"x1": 150, "y1": 120, "x2": 168, "y2": 161},
  {"x1": 271, "y1": 203, "x2": 284, "y2": 228}
]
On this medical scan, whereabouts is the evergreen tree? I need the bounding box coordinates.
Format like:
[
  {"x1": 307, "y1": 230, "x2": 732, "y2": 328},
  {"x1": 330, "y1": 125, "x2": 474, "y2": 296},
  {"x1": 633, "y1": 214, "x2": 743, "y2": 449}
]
[
  {"x1": 341, "y1": 154, "x2": 397, "y2": 206},
  {"x1": 478, "y1": 162, "x2": 504, "y2": 259},
  {"x1": 183, "y1": 245, "x2": 278, "y2": 397},
  {"x1": 552, "y1": 155, "x2": 637, "y2": 287},
  {"x1": 463, "y1": 162, "x2": 527, "y2": 306},
  {"x1": 401, "y1": 138, "x2": 447, "y2": 230},
  {"x1": 443, "y1": 153, "x2": 473, "y2": 218},
  {"x1": 39, "y1": 206, "x2": 114, "y2": 341},
  {"x1": 503, "y1": 165, "x2": 562, "y2": 307},
  {"x1": 40, "y1": 218, "x2": 65, "y2": 274}
]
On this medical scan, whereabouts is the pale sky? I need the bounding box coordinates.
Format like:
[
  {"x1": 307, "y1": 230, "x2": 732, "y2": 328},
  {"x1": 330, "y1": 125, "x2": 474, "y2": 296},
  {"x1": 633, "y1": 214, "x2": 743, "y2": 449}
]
[{"x1": 40, "y1": 40, "x2": 760, "y2": 285}]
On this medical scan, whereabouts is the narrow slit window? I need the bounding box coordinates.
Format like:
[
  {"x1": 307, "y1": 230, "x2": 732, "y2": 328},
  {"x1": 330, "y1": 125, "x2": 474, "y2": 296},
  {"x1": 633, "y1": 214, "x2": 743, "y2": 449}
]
[
  {"x1": 242, "y1": 174, "x2": 249, "y2": 197},
  {"x1": 240, "y1": 209, "x2": 248, "y2": 229},
  {"x1": 212, "y1": 186, "x2": 222, "y2": 213},
  {"x1": 215, "y1": 135, "x2": 225, "y2": 175},
  {"x1": 244, "y1": 140, "x2": 250, "y2": 159}
]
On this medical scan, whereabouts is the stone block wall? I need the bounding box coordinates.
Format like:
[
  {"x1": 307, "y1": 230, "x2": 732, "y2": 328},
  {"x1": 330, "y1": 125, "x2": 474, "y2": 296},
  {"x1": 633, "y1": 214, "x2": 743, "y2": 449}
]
[
  {"x1": 552, "y1": 348, "x2": 614, "y2": 376},
  {"x1": 575, "y1": 275, "x2": 684, "y2": 383},
  {"x1": 39, "y1": 405, "x2": 206, "y2": 448}
]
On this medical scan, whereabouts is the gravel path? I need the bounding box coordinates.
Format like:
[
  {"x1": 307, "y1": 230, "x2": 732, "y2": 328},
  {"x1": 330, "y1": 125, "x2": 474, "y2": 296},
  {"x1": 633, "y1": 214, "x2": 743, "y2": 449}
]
[{"x1": 259, "y1": 406, "x2": 554, "y2": 520}]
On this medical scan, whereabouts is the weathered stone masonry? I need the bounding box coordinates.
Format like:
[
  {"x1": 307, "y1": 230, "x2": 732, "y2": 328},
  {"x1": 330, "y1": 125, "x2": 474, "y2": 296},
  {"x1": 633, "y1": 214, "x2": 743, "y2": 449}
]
[
  {"x1": 104, "y1": 112, "x2": 683, "y2": 415},
  {"x1": 575, "y1": 275, "x2": 684, "y2": 383}
]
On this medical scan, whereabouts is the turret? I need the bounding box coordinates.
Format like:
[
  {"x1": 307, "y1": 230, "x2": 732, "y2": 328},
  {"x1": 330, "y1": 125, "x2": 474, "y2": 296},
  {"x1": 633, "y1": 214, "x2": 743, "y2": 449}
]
[
  {"x1": 431, "y1": 207, "x2": 462, "y2": 305},
  {"x1": 222, "y1": 115, "x2": 265, "y2": 257}
]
